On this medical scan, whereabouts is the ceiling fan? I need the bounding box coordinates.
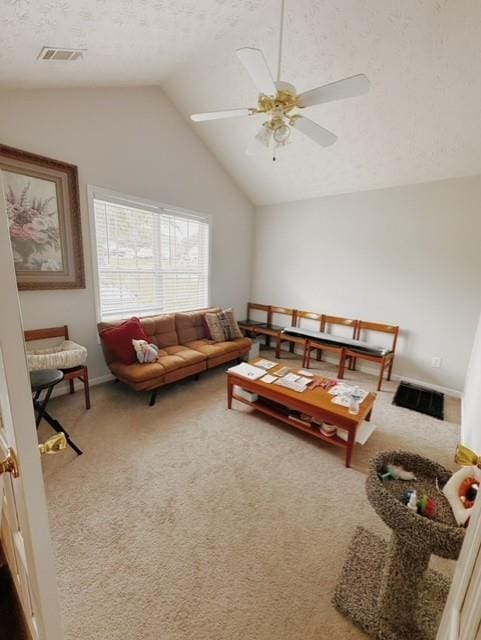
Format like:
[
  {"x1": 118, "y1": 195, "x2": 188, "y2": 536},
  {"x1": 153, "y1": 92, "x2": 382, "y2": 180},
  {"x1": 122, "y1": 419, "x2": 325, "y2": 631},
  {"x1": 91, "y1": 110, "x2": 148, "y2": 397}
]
[{"x1": 190, "y1": 0, "x2": 370, "y2": 160}]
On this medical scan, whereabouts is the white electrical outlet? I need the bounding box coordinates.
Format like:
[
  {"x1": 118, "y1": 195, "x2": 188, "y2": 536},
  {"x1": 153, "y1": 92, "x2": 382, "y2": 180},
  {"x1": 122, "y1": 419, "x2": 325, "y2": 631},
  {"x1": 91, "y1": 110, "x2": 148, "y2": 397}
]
[{"x1": 431, "y1": 357, "x2": 442, "y2": 368}]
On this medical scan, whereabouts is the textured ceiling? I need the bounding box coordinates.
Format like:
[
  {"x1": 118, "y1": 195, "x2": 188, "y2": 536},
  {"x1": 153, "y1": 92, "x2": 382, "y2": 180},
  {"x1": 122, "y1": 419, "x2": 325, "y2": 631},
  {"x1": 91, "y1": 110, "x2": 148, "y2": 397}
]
[{"x1": 2, "y1": 0, "x2": 481, "y2": 205}]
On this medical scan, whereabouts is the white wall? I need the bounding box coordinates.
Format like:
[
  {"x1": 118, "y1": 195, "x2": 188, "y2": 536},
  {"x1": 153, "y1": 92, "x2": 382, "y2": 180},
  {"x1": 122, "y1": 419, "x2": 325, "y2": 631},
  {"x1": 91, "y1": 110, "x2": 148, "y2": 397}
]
[
  {"x1": 462, "y1": 314, "x2": 481, "y2": 450},
  {"x1": 253, "y1": 176, "x2": 481, "y2": 393},
  {"x1": 0, "y1": 87, "x2": 255, "y2": 379}
]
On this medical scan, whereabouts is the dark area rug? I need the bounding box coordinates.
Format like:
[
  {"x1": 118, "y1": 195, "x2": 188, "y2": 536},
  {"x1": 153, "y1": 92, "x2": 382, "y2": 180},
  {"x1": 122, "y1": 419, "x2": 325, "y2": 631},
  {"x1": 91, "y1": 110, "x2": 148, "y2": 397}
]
[{"x1": 392, "y1": 381, "x2": 444, "y2": 420}]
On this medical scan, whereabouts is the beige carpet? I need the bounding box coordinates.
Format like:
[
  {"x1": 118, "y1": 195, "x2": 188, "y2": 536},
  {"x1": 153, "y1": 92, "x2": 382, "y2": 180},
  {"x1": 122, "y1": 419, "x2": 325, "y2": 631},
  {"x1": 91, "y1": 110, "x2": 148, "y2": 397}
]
[{"x1": 40, "y1": 351, "x2": 461, "y2": 640}]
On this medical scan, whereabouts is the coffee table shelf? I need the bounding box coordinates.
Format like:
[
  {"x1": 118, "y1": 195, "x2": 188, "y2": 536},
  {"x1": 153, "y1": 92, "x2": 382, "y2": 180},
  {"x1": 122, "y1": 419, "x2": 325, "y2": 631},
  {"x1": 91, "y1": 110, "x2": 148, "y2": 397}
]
[{"x1": 232, "y1": 393, "x2": 348, "y2": 449}]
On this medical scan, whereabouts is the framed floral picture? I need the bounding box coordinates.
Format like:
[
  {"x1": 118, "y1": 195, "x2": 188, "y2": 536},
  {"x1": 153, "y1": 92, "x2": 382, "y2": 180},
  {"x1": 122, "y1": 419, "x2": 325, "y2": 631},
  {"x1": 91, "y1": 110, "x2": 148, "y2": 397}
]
[{"x1": 0, "y1": 144, "x2": 85, "y2": 290}]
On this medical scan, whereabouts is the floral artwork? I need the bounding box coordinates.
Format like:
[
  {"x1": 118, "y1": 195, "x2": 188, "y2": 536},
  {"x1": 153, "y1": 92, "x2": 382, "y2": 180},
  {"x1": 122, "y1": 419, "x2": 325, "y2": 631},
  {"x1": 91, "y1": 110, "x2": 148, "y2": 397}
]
[
  {"x1": 5, "y1": 171, "x2": 63, "y2": 272},
  {"x1": 0, "y1": 144, "x2": 84, "y2": 290}
]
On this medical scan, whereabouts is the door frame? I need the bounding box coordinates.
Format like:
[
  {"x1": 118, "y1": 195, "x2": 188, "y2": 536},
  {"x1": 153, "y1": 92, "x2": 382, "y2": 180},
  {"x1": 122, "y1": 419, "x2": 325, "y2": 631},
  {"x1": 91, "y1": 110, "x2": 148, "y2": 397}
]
[{"x1": 0, "y1": 179, "x2": 63, "y2": 639}]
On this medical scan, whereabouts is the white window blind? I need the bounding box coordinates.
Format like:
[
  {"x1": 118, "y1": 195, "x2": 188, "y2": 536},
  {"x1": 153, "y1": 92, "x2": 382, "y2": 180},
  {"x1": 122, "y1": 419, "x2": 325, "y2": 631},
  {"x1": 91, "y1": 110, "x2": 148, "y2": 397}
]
[{"x1": 93, "y1": 195, "x2": 209, "y2": 320}]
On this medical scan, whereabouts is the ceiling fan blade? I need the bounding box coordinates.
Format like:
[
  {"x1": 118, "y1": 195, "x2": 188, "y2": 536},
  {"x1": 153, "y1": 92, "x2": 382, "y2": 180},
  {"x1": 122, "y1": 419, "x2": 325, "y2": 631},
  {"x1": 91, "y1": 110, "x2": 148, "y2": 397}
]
[
  {"x1": 297, "y1": 74, "x2": 370, "y2": 108},
  {"x1": 236, "y1": 47, "x2": 277, "y2": 97},
  {"x1": 291, "y1": 116, "x2": 337, "y2": 147},
  {"x1": 190, "y1": 108, "x2": 254, "y2": 122},
  {"x1": 245, "y1": 123, "x2": 273, "y2": 155}
]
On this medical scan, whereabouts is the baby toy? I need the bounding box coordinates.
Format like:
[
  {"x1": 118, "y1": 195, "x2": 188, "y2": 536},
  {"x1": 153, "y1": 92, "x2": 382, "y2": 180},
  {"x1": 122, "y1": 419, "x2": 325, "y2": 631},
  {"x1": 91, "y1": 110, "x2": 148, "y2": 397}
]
[
  {"x1": 379, "y1": 464, "x2": 417, "y2": 481},
  {"x1": 403, "y1": 489, "x2": 437, "y2": 519},
  {"x1": 404, "y1": 489, "x2": 418, "y2": 512},
  {"x1": 132, "y1": 339, "x2": 160, "y2": 364}
]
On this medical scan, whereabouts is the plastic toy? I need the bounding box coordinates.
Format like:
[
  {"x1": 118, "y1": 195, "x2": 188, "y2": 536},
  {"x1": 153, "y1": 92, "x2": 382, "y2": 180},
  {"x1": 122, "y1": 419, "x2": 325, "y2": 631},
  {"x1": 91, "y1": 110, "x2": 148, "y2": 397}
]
[
  {"x1": 379, "y1": 463, "x2": 417, "y2": 481},
  {"x1": 403, "y1": 489, "x2": 418, "y2": 512},
  {"x1": 417, "y1": 494, "x2": 437, "y2": 519},
  {"x1": 443, "y1": 465, "x2": 481, "y2": 526}
]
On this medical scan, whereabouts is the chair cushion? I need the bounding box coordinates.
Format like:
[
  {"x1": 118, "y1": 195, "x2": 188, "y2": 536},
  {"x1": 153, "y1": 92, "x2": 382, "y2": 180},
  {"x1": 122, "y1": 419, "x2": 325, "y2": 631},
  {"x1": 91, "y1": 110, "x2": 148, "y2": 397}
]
[
  {"x1": 100, "y1": 317, "x2": 149, "y2": 365},
  {"x1": 26, "y1": 340, "x2": 87, "y2": 371},
  {"x1": 185, "y1": 339, "x2": 240, "y2": 358},
  {"x1": 283, "y1": 327, "x2": 391, "y2": 357},
  {"x1": 205, "y1": 308, "x2": 243, "y2": 342}
]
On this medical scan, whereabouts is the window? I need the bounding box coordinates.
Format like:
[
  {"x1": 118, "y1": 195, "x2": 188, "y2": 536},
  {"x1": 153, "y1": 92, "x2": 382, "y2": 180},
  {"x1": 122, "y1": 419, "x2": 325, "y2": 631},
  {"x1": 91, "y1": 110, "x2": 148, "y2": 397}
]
[{"x1": 91, "y1": 189, "x2": 210, "y2": 321}]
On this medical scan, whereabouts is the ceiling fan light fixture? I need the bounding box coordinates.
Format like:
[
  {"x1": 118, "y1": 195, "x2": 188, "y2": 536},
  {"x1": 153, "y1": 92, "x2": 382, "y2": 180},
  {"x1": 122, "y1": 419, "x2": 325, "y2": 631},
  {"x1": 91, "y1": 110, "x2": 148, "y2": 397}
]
[
  {"x1": 255, "y1": 123, "x2": 273, "y2": 147},
  {"x1": 273, "y1": 123, "x2": 291, "y2": 144}
]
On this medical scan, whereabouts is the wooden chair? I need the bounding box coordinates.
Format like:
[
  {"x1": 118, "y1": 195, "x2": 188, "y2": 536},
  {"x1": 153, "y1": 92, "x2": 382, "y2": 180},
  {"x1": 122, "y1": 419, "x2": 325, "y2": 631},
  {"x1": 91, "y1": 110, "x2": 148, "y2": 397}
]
[
  {"x1": 303, "y1": 315, "x2": 358, "y2": 371},
  {"x1": 276, "y1": 310, "x2": 322, "y2": 359},
  {"x1": 238, "y1": 303, "x2": 270, "y2": 337},
  {"x1": 254, "y1": 306, "x2": 296, "y2": 350},
  {"x1": 339, "y1": 321, "x2": 399, "y2": 391},
  {"x1": 24, "y1": 325, "x2": 91, "y2": 410}
]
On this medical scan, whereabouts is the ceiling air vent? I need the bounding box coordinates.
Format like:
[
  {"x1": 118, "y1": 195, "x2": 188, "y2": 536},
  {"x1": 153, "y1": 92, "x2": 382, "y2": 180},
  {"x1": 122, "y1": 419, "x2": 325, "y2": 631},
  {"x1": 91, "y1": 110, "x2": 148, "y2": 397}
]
[{"x1": 37, "y1": 47, "x2": 85, "y2": 61}]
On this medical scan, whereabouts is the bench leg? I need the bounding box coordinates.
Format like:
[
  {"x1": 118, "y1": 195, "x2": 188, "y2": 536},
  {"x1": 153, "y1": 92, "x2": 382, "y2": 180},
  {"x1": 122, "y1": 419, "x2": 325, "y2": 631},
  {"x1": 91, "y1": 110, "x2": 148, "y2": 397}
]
[
  {"x1": 338, "y1": 352, "x2": 346, "y2": 380},
  {"x1": 316, "y1": 348, "x2": 322, "y2": 361},
  {"x1": 83, "y1": 368, "x2": 91, "y2": 410},
  {"x1": 377, "y1": 358, "x2": 386, "y2": 391},
  {"x1": 387, "y1": 357, "x2": 394, "y2": 381},
  {"x1": 303, "y1": 343, "x2": 312, "y2": 369},
  {"x1": 69, "y1": 379, "x2": 75, "y2": 394},
  {"x1": 275, "y1": 339, "x2": 282, "y2": 359},
  {"x1": 289, "y1": 342, "x2": 295, "y2": 353}
]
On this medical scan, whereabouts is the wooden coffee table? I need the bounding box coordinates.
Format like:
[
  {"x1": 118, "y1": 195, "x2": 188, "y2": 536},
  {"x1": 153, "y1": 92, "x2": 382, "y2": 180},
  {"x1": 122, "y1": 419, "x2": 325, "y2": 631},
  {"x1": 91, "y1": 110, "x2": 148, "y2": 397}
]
[{"x1": 227, "y1": 359, "x2": 376, "y2": 468}]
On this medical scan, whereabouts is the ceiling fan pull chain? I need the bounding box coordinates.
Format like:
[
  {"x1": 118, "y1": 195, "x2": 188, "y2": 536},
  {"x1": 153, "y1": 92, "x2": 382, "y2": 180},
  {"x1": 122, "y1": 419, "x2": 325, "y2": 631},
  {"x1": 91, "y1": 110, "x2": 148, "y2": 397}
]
[{"x1": 276, "y1": 0, "x2": 286, "y2": 82}]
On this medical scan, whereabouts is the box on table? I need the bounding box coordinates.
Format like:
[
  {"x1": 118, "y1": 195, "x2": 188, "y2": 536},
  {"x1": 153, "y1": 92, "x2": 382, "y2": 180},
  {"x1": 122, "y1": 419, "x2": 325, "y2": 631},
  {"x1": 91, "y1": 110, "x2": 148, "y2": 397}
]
[{"x1": 233, "y1": 385, "x2": 258, "y2": 403}]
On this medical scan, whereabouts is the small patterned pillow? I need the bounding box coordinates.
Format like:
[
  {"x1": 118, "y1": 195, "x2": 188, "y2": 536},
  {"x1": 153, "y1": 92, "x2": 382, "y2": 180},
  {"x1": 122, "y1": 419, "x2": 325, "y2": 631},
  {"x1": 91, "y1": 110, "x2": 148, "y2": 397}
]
[{"x1": 205, "y1": 308, "x2": 243, "y2": 342}]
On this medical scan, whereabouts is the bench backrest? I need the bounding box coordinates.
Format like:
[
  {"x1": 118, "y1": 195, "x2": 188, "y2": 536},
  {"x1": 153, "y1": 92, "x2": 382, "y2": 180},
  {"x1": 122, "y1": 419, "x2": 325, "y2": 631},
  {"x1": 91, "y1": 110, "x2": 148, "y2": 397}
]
[
  {"x1": 296, "y1": 310, "x2": 323, "y2": 332},
  {"x1": 356, "y1": 321, "x2": 399, "y2": 353},
  {"x1": 245, "y1": 302, "x2": 270, "y2": 323},
  {"x1": 321, "y1": 315, "x2": 357, "y2": 338},
  {"x1": 270, "y1": 306, "x2": 296, "y2": 328}
]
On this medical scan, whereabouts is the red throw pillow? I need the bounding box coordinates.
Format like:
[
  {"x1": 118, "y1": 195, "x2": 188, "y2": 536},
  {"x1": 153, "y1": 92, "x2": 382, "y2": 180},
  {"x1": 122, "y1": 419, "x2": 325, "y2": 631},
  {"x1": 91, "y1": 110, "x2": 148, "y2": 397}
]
[{"x1": 100, "y1": 317, "x2": 149, "y2": 365}]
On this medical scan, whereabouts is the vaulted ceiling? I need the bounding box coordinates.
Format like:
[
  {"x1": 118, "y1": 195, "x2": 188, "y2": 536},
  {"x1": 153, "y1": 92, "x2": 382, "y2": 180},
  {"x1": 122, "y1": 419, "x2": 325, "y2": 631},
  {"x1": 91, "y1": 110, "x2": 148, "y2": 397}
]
[{"x1": 2, "y1": 0, "x2": 481, "y2": 205}]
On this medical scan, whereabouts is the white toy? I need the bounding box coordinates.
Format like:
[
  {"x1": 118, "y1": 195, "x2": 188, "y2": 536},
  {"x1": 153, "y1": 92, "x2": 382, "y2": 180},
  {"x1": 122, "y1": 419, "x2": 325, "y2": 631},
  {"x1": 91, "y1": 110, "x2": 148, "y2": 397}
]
[{"x1": 132, "y1": 339, "x2": 160, "y2": 364}]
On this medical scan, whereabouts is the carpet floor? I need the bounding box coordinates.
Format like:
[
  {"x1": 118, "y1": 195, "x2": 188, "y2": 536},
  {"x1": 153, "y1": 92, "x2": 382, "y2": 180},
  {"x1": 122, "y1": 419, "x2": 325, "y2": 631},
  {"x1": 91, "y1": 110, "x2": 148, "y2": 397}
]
[{"x1": 40, "y1": 351, "x2": 461, "y2": 640}]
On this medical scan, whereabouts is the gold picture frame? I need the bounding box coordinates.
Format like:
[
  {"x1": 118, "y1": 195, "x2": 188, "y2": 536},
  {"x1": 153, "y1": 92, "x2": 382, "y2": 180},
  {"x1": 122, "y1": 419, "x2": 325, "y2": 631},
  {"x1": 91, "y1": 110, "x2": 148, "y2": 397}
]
[{"x1": 0, "y1": 144, "x2": 85, "y2": 290}]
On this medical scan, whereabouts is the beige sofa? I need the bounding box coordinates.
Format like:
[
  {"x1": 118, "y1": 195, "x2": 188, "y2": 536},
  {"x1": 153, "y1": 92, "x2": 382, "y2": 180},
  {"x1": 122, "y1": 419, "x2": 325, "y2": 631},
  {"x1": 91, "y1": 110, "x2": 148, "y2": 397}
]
[{"x1": 98, "y1": 307, "x2": 252, "y2": 405}]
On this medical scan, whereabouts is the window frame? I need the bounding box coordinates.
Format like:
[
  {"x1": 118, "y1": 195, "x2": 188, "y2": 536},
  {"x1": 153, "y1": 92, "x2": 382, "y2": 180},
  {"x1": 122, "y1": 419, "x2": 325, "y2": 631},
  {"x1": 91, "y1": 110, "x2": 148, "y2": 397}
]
[{"x1": 87, "y1": 185, "x2": 213, "y2": 323}]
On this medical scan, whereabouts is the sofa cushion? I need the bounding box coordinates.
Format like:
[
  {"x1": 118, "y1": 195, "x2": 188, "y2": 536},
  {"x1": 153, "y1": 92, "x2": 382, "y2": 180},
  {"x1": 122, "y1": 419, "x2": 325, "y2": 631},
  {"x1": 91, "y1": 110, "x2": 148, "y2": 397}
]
[
  {"x1": 156, "y1": 353, "x2": 191, "y2": 373},
  {"x1": 141, "y1": 315, "x2": 179, "y2": 349},
  {"x1": 163, "y1": 345, "x2": 206, "y2": 365},
  {"x1": 110, "y1": 360, "x2": 166, "y2": 383},
  {"x1": 231, "y1": 337, "x2": 252, "y2": 351},
  {"x1": 205, "y1": 308, "x2": 243, "y2": 342},
  {"x1": 99, "y1": 317, "x2": 149, "y2": 365},
  {"x1": 185, "y1": 339, "x2": 239, "y2": 359},
  {"x1": 175, "y1": 308, "x2": 221, "y2": 344}
]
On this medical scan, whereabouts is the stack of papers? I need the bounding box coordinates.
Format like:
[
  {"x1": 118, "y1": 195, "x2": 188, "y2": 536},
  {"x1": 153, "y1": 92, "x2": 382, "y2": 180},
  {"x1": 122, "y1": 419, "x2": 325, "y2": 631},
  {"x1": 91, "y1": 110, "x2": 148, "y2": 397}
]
[
  {"x1": 255, "y1": 358, "x2": 277, "y2": 371},
  {"x1": 228, "y1": 362, "x2": 265, "y2": 380},
  {"x1": 273, "y1": 372, "x2": 312, "y2": 393},
  {"x1": 329, "y1": 383, "x2": 368, "y2": 403}
]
